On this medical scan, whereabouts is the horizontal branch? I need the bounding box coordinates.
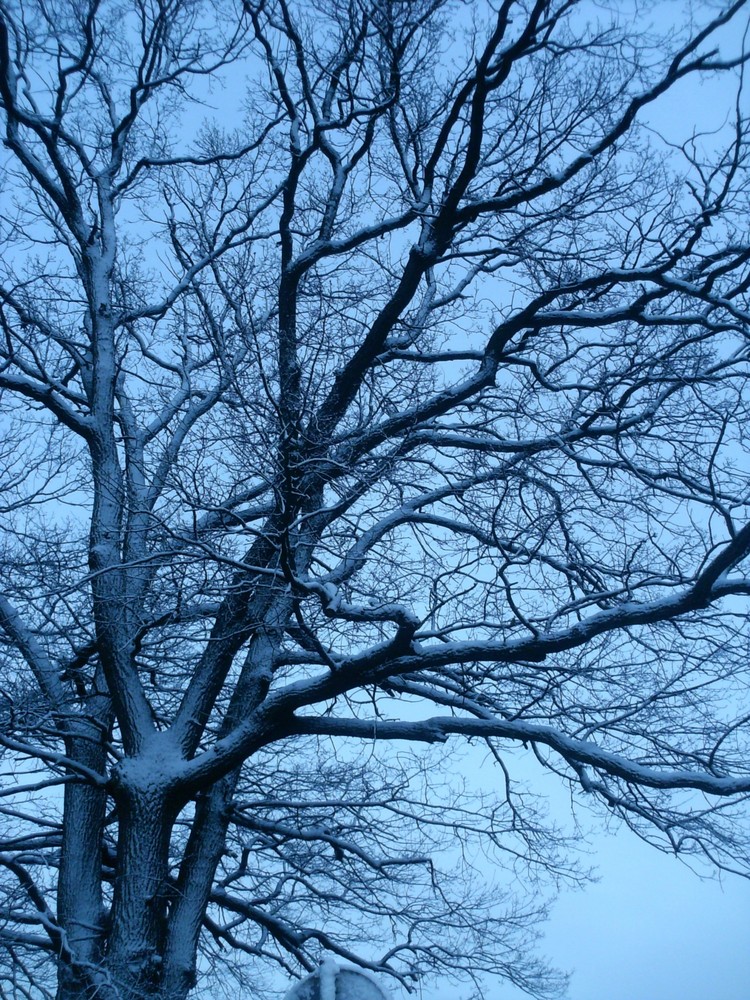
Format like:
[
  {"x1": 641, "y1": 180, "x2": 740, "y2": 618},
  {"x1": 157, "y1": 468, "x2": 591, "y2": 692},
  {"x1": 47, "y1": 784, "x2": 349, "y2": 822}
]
[{"x1": 287, "y1": 715, "x2": 750, "y2": 797}]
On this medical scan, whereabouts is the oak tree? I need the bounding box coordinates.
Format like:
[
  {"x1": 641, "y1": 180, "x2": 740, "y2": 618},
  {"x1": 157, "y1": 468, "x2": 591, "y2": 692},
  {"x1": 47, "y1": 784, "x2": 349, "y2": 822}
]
[{"x1": 1, "y1": 1, "x2": 750, "y2": 998}]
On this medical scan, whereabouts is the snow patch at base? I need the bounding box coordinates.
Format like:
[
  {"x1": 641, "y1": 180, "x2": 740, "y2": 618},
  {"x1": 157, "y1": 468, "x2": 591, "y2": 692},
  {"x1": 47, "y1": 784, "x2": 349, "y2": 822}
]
[{"x1": 284, "y1": 961, "x2": 392, "y2": 1000}]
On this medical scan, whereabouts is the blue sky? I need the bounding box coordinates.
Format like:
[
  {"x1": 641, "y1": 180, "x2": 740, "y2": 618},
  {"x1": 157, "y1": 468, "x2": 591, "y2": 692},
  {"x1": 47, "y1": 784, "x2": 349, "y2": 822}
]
[
  {"x1": 543, "y1": 831, "x2": 750, "y2": 1000},
  {"x1": 417, "y1": 763, "x2": 750, "y2": 1000}
]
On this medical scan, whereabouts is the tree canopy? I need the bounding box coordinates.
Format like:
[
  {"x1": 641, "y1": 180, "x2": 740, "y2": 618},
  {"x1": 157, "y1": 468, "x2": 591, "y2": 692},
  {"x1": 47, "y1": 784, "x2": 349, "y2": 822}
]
[{"x1": 1, "y1": 1, "x2": 750, "y2": 998}]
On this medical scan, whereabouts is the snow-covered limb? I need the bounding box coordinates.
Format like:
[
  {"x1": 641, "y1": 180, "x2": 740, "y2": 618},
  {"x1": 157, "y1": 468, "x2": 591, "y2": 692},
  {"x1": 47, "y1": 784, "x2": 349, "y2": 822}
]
[
  {"x1": 252, "y1": 547, "x2": 750, "y2": 721},
  {"x1": 0, "y1": 597, "x2": 66, "y2": 712},
  {"x1": 0, "y1": 372, "x2": 91, "y2": 437},
  {"x1": 300, "y1": 577, "x2": 420, "y2": 635},
  {"x1": 0, "y1": 774, "x2": 79, "y2": 801},
  {"x1": 286, "y1": 714, "x2": 750, "y2": 797},
  {"x1": 0, "y1": 733, "x2": 107, "y2": 786}
]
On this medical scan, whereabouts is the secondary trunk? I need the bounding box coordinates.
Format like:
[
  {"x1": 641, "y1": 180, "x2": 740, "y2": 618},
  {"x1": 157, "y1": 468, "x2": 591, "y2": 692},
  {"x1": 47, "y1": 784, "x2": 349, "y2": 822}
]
[
  {"x1": 160, "y1": 768, "x2": 241, "y2": 1000},
  {"x1": 56, "y1": 726, "x2": 109, "y2": 1000}
]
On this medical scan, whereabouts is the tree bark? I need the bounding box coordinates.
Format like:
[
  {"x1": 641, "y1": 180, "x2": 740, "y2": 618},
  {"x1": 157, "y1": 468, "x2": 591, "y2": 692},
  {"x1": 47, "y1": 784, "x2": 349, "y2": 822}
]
[
  {"x1": 161, "y1": 769, "x2": 241, "y2": 1000},
  {"x1": 105, "y1": 780, "x2": 180, "y2": 1000},
  {"x1": 162, "y1": 625, "x2": 285, "y2": 999},
  {"x1": 56, "y1": 726, "x2": 108, "y2": 1000}
]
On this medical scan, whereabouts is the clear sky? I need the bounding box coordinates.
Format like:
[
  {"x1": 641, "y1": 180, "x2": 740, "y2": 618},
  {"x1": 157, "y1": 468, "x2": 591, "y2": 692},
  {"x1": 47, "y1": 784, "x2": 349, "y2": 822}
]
[
  {"x1": 412, "y1": 744, "x2": 750, "y2": 1000},
  {"x1": 541, "y1": 829, "x2": 750, "y2": 1000}
]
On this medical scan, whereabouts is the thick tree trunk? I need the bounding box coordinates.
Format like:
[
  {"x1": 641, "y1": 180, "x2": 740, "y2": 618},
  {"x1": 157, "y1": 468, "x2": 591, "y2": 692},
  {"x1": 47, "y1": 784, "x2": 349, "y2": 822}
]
[{"x1": 105, "y1": 781, "x2": 180, "y2": 1000}]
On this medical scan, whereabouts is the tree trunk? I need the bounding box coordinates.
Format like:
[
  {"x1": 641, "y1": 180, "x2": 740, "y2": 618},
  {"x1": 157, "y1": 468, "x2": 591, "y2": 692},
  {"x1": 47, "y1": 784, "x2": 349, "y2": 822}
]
[
  {"x1": 160, "y1": 769, "x2": 241, "y2": 1000},
  {"x1": 56, "y1": 725, "x2": 108, "y2": 1000},
  {"x1": 162, "y1": 626, "x2": 284, "y2": 999},
  {"x1": 105, "y1": 780, "x2": 179, "y2": 999}
]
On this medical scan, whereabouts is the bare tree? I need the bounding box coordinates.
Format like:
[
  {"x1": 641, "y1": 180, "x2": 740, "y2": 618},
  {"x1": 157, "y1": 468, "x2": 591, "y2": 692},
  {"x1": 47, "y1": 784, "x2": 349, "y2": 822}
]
[{"x1": 1, "y1": 0, "x2": 750, "y2": 997}]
